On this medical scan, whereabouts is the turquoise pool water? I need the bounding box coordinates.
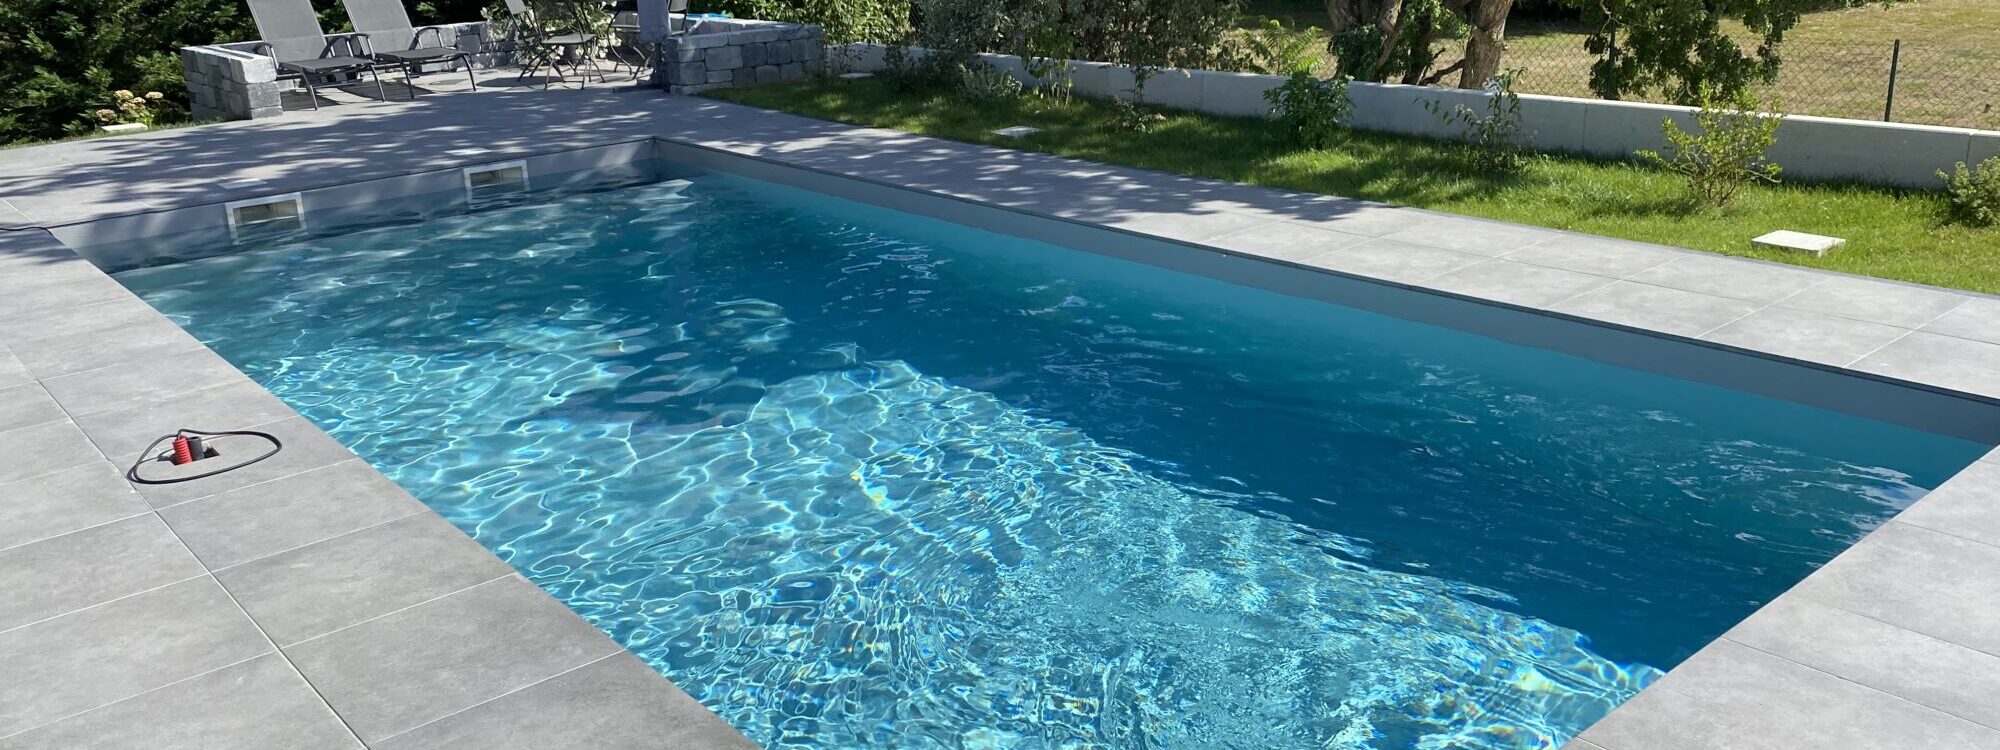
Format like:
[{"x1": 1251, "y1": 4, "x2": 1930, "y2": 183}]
[{"x1": 118, "y1": 174, "x2": 1988, "y2": 749}]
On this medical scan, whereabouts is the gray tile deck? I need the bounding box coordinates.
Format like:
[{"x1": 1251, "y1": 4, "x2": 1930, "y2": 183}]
[
  {"x1": 160, "y1": 459, "x2": 427, "y2": 570},
  {"x1": 0, "y1": 514, "x2": 205, "y2": 631},
  {"x1": 0, "y1": 461, "x2": 149, "y2": 552},
  {"x1": 218, "y1": 513, "x2": 516, "y2": 646},
  {"x1": 371, "y1": 653, "x2": 759, "y2": 750},
  {"x1": 1, "y1": 75, "x2": 1998, "y2": 750},
  {"x1": 0, "y1": 577, "x2": 272, "y2": 738},
  {"x1": 0, "y1": 654, "x2": 361, "y2": 750},
  {"x1": 285, "y1": 576, "x2": 624, "y2": 743}
]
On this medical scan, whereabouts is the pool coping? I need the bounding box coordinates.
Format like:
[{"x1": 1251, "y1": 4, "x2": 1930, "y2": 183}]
[{"x1": 3, "y1": 86, "x2": 1999, "y2": 748}]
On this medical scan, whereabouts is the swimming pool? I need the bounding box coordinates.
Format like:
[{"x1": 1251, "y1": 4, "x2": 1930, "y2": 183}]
[{"x1": 114, "y1": 170, "x2": 1989, "y2": 749}]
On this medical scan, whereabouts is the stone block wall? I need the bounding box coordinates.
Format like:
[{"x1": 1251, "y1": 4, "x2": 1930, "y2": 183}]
[
  {"x1": 181, "y1": 45, "x2": 283, "y2": 121},
  {"x1": 651, "y1": 20, "x2": 823, "y2": 95}
]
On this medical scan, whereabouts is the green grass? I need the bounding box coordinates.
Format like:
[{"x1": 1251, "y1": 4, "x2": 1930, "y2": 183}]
[{"x1": 710, "y1": 78, "x2": 2000, "y2": 293}]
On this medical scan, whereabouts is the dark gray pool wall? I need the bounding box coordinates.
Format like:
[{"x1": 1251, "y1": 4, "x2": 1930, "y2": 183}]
[{"x1": 648, "y1": 138, "x2": 2000, "y2": 445}]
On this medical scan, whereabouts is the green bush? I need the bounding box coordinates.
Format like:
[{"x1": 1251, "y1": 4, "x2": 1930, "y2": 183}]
[
  {"x1": 1425, "y1": 69, "x2": 1530, "y2": 175},
  {"x1": 1264, "y1": 72, "x2": 1351, "y2": 149},
  {"x1": 0, "y1": 0, "x2": 254, "y2": 144},
  {"x1": 1235, "y1": 18, "x2": 1322, "y2": 76},
  {"x1": 1939, "y1": 157, "x2": 2000, "y2": 228},
  {"x1": 700, "y1": 0, "x2": 912, "y2": 43},
  {"x1": 955, "y1": 62, "x2": 1022, "y2": 104},
  {"x1": 901, "y1": 0, "x2": 1238, "y2": 86},
  {"x1": 1636, "y1": 90, "x2": 1784, "y2": 208}
]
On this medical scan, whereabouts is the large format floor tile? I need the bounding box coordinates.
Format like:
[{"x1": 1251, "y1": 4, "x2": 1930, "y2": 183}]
[
  {"x1": 375, "y1": 654, "x2": 755, "y2": 750},
  {"x1": 0, "y1": 420, "x2": 101, "y2": 485},
  {"x1": 1549, "y1": 281, "x2": 1760, "y2": 338},
  {"x1": 0, "y1": 461, "x2": 149, "y2": 552},
  {"x1": 0, "y1": 577, "x2": 271, "y2": 738},
  {"x1": 1421, "y1": 259, "x2": 1615, "y2": 308},
  {"x1": 160, "y1": 459, "x2": 426, "y2": 570},
  {"x1": 284, "y1": 576, "x2": 623, "y2": 743},
  {"x1": 1203, "y1": 220, "x2": 1370, "y2": 263},
  {"x1": 1698, "y1": 306, "x2": 1910, "y2": 367},
  {"x1": 1625, "y1": 254, "x2": 1825, "y2": 305},
  {"x1": 1777, "y1": 276, "x2": 1969, "y2": 329},
  {"x1": 1580, "y1": 640, "x2": 2000, "y2": 749},
  {"x1": 1380, "y1": 214, "x2": 1556, "y2": 257},
  {"x1": 218, "y1": 513, "x2": 514, "y2": 645},
  {"x1": 40, "y1": 348, "x2": 252, "y2": 419},
  {"x1": 0, "y1": 383, "x2": 65, "y2": 433},
  {"x1": 1789, "y1": 521, "x2": 2000, "y2": 656},
  {"x1": 1852, "y1": 331, "x2": 2000, "y2": 399},
  {"x1": 0, "y1": 514, "x2": 205, "y2": 631},
  {"x1": 0, "y1": 654, "x2": 359, "y2": 750},
  {"x1": 1725, "y1": 594, "x2": 2000, "y2": 731}
]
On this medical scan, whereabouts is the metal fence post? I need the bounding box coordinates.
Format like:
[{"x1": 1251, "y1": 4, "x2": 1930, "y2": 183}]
[{"x1": 1883, "y1": 39, "x2": 1902, "y2": 122}]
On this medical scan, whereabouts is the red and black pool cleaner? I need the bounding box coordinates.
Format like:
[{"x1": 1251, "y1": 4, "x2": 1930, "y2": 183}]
[{"x1": 127, "y1": 428, "x2": 283, "y2": 485}]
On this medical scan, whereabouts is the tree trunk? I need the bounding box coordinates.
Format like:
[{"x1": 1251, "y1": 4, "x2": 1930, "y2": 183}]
[
  {"x1": 1457, "y1": 0, "x2": 1513, "y2": 88},
  {"x1": 1399, "y1": 5, "x2": 1435, "y2": 84},
  {"x1": 1324, "y1": 0, "x2": 1366, "y2": 35},
  {"x1": 1367, "y1": 0, "x2": 1405, "y2": 80}
]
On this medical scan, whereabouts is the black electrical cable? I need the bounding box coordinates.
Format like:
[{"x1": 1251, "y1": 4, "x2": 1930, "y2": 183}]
[{"x1": 125, "y1": 428, "x2": 284, "y2": 485}]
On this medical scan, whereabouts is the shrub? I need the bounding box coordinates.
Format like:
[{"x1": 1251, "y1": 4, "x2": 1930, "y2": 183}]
[
  {"x1": 1235, "y1": 18, "x2": 1323, "y2": 76},
  {"x1": 955, "y1": 62, "x2": 1022, "y2": 104},
  {"x1": 703, "y1": 0, "x2": 912, "y2": 44},
  {"x1": 1264, "y1": 73, "x2": 1352, "y2": 149},
  {"x1": 1425, "y1": 69, "x2": 1530, "y2": 174},
  {"x1": 93, "y1": 88, "x2": 169, "y2": 128},
  {"x1": 906, "y1": 0, "x2": 1239, "y2": 85},
  {"x1": 1938, "y1": 157, "x2": 2000, "y2": 228},
  {"x1": 881, "y1": 43, "x2": 959, "y2": 91},
  {"x1": 1636, "y1": 90, "x2": 1783, "y2": 208},
  {"x1": 1107, "y1": 95, "x2": 1167, "y2": 132},
  {"x1": 0, "y1": 0, "x2": 253, "y2": 144}
]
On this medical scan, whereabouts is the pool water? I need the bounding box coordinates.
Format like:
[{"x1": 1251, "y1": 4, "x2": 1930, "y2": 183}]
[{"x1": 118, "y1": 174, "x2": 1988, "y2": 749}]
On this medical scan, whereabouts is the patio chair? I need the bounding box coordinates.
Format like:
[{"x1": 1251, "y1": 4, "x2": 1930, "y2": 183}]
[
  {"x1": 606, "y1": 0, "x2": 704, "y2": 80},
  {"x1": 246, "y1": 0, "x2": 393, "y2": 108},
  {"x1": 338, "y1": 0, "x2": 480, "y2": 93},
  {"x1": 502, "y1": 0, "x2": 605, "y2": 88}
]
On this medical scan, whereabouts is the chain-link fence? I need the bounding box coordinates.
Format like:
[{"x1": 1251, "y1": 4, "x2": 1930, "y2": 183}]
[{"x1": 1489, "y1": 35, "x2": 2000, "y2": 130}]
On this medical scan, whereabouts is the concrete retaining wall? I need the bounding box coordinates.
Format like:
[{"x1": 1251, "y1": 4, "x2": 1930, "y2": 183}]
[{"x1": 826, "y1": 43, "x2": 1996, "y2": 188}]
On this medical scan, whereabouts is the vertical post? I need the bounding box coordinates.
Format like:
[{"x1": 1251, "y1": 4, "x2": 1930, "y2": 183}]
[
  {"x1": 636, "y1": 0, "x2": 669, "y2": 44},
  {"x1": 1883, "y1": 38, "x2": 1902, "y2": 122}
]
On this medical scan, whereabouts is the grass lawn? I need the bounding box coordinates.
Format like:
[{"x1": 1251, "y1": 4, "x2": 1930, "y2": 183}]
[
  {"x1": 1240, "y1": 0, "x2": 2000, "y2": 129},
  {"x1": 710, "y1": 77, "x2": 2000, "y2": 294}
]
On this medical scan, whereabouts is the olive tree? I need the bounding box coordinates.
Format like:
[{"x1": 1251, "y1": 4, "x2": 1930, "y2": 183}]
[
  {"x1": 1321, "y1": 0, "x2": 1516, "y2": 88},
  {"x1": 1572, "y1": 0, "x2": 1815, "y2": 103}
]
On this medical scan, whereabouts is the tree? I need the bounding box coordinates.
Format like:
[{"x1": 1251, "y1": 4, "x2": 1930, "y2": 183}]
[
  {"x1": 1571, "y1": 0, "x2": 1813, "y2": 103},
  {"x1": 1321, "y1": 0, "x2": 1517, "y2": 89}
]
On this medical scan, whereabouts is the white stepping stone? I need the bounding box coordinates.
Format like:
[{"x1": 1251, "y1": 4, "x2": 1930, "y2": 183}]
[
  {"x1": 1752, "y1": 230, "x2": 1845, "y2": 257},
  {"x1": 838, "y1": 72, "x2": 875, "y2": 80},
  {"x1": 992, "y1": 126, "x2": 1042, "y2": 138}
]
